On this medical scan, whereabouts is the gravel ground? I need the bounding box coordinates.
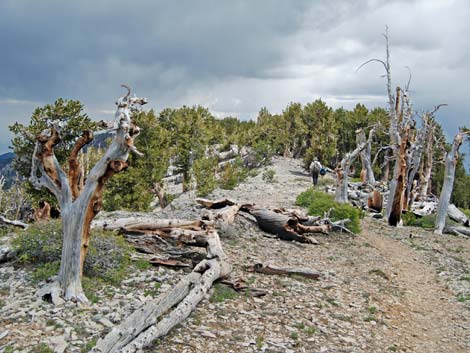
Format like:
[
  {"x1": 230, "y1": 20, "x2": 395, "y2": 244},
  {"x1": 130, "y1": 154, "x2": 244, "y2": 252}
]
[{"x1": 0, "y1": 157, "x2": 469, "y2": 353}]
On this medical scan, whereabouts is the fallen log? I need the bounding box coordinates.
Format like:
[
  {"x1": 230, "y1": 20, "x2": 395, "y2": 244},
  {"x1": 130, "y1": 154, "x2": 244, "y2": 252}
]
[
  {"x1": 0, "y1": 215, "x2": 28, "y2": 229},
  {"x1": 447, "y1": 204, "x2": 469, "y2": 227},
  {"x1": 196, "y1": 198, "x2": 236, "y2": 209},
  {"x1": 92, "y1": 217, "x2": 204, "y2": 232},
  {"x1": 220, "y1": 279, "x2": 267, "y2": 297},
  {"x1": 247, "y1": 263, "x2": 320, "y2": 280},
  {"x1": 411, "y1": 201, "x2": 437, "y2": 217},
  {"x1": 148, "y1": 257, "x2": 192, "y2": 268},
  {"x1": 444, "y1": 225, "x2": 470, "y2": 237},
  {"x1": 249, "y1": 208, "x2": 321, "y2": 244},
  {"x1": 93, "y1": 228, "x2": 230, "y2": 352}
]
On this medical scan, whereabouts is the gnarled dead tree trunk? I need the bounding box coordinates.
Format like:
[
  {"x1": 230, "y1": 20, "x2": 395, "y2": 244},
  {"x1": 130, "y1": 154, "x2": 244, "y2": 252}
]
[
  {"x1": 30, "y1": 85, "x2": 146, "y2": 303},
  {"x1": 388, "y1": 120, "x2": 411, "y2": 226},
  {"x1": 335, "y1": 127, "x2": 376, "y2": 203},
  {"x1": 435, "y1": 130, "x2": 468, "y2": 234},
  {"x1": 358, "y1": 129, "x2": 375, "y2": 183}
]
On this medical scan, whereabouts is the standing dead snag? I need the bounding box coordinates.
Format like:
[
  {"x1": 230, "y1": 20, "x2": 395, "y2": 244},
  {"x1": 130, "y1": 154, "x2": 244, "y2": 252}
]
[
  {"x1": 388, "y1": 120, "x2": 411, "y2": 226},
  {"x1": 30, "y1": 85, "x2": 146, "y2": 303},
  {"x1": 435, "y1": 130, "x2": 468, "y2": 234},
  {"x1": 358, "y1": 129, "x2": 375, "y2": 184},
  {"x1": 335, "y1": 126, "x2": 376, "y2": 204}
]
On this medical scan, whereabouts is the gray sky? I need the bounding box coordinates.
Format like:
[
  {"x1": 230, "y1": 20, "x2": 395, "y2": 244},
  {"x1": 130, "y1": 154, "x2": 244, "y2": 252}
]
[{"x1": 1, "y1": 0, "x2": 469, "y2": 161}]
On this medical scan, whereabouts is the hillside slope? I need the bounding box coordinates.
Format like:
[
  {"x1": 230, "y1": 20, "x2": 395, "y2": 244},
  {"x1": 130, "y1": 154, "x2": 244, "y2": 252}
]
[{"x1": 0, "y1": 157, "x2": 469, "y2": 353}]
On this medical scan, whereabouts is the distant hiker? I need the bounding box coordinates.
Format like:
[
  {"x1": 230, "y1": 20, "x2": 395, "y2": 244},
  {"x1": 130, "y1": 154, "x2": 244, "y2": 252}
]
[{"x1": 309, "y1": 159, "x2": 323, "y2": 186}]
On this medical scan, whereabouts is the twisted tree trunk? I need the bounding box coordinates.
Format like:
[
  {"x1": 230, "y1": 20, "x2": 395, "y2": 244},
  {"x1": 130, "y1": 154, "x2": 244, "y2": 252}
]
[
  {"x1": 335, "y1": 127, "x2": 376, "y2": 203},
  {"x1": 30, "y1": 85, "x2": 146, "y2": 303}
]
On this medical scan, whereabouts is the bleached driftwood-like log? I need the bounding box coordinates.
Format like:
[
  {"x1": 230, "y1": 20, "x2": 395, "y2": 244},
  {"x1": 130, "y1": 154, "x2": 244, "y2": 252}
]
[
  {"x1": 247, "y1": 263, "x2": 320, "y2": 280},
  {"x1": 410, "y1": 201, "x2": 437, "y2": 217},
  {"x1": 93, "y1": 227, "x2": 230, "y2": 352},
  {"x1": 92, "y1": 217, "x2": 204, "y2": 232},
  {"x1": 444, "y1": 225, "x2": 470, "y2": 237},
  {"x1": 435, "y1": 130, "x2": 468, "y2": 234},
  {"x1": 447, "y1": 204, "x2": 469, "y2": 227},
  {"x1": 0, "y1": 214, "x2": 28, "y2": 229}
]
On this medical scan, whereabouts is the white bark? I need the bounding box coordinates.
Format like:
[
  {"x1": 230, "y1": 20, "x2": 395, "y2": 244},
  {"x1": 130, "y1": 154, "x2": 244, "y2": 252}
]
[
  {"x1": 447, "y1": 204, "x2": 469, "y2": 227},
  {"x1": 358, "y1": 129, "x2": 375, "y2": 183},
  {"x1": 0, "y1": 215, "x2": 28, "y2": 229},
  {"x1": 435, "y1": 131, "x2": 467, "y2": 234},
  {"x1": 335, "y1": 127, "x2": 376, "y2": 203},
  {"x1": 30, "y1": 85, "x2": 146, "y2": 303},
  {"x1": 94, "y1": 228, "x2": 230, "y2": 352}
]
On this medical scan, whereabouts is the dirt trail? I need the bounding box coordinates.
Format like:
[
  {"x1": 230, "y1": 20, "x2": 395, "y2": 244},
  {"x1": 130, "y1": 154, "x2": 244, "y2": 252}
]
[
  {"x1": 152, "y1": 157, "x2": 469, "y2": 353},
  {"x1": 361, "y1": 221, "x2": 467, "y2": 353}
]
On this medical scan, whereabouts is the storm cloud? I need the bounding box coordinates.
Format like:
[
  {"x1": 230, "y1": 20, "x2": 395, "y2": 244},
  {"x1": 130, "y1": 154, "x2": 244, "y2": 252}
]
[{"x1": 0, "y1": 0, "x2": 469, "y2": 159}]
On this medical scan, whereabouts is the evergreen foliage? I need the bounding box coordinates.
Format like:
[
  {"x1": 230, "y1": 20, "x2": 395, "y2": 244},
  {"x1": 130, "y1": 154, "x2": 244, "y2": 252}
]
[
  {"x1": 296, "y1": 189, "x2": 361, "y2": 233},
  {"x1": 13, "y1": 220, "x2": 132, "y2": 284},
  {"x1": 7, "y1": 96, "x2": 469, "y2": 212},
  {"x1": 9, "y1": 99, "x2": 97, "y2": 207}
]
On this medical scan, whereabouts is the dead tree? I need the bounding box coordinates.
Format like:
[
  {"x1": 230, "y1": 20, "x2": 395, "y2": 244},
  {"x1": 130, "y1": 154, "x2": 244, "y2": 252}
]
[
  {"x1": 406, "y1": 107, "x2": 446, "y2": 207},
  {"x1": 335, "y1": 127, "x2": 376, "y2": 203},
  {"x1": 387, "y1": 116, "x2": 411, "y2": 226},
  {"x1": 30, "y1": 85, "x2": 146, "y2": 303},
  {"x1": 357, "y1": 129, "x2": 375, "y2": 183},
  {"x1": 435, "y1": 130, "x2": 468, "y2": 234},
  {"x1": 358, "y1": 27, "x2": 402, "y2": 220}
]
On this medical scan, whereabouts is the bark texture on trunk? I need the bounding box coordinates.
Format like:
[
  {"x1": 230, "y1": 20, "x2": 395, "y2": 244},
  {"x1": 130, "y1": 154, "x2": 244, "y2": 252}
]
[
  {"x1": 357, "y1": 129, "x2": 375, "y2": 183},
  {"x1": 335, "y1": 127, "x2": 376, "y2": 204},
  {"x1": 388, "y1": 123, "x2": 410, "y2": 226},
  {"x1": 29, "y1": 85, "x2": 146, "y2": 303},
  {"x1": 435, "y1": 131, "x2": 467, "y2": 234},
  {"x1": 418, "y1": 141, "x2": 433, "y2": 199}
]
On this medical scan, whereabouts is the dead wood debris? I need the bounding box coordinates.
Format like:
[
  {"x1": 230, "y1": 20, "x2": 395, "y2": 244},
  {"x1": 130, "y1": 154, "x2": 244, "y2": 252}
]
[
  {"x1": 247, "y1": 263, "x2": 321, "y2": 280},
  {"x1": 196, "y1": 197, "x2": 355, "y2": 243}
]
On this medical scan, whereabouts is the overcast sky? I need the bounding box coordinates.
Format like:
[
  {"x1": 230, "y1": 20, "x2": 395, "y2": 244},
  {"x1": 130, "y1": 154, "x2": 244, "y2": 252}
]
[{"x1": 0, "y1": 0, "x2": 469, "y2": 161}]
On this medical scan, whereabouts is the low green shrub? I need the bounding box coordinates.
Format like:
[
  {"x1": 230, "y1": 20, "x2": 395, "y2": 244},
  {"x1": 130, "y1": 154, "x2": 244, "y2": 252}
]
[
  {"x1": 460, "y1": 208, "x2": 470, "y2": 218},
  {"x1": 209, "y1": 283, "x2": 239, "y2": 303},
  {"x1": 295, "y1": 189, "x2": 361, "y2": 233},
  {"x1": 31, "y1": 262, "x2": 60, "y2": 283},
  {"x1": 219, "y1": 157, "x2": 249, "y2": 190},
  {"x1": 193, "y1": 156, "x2": 218, "y2": 196},
  {"x1": 13, "y1": 220, "x2": 132, "y2": 284},
  {"x1": 262, "y1": 169, "x2": 276, "y2": 183},
  {"x1": 402, "y1": 213, "x2": 436, "y2": 229}
]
